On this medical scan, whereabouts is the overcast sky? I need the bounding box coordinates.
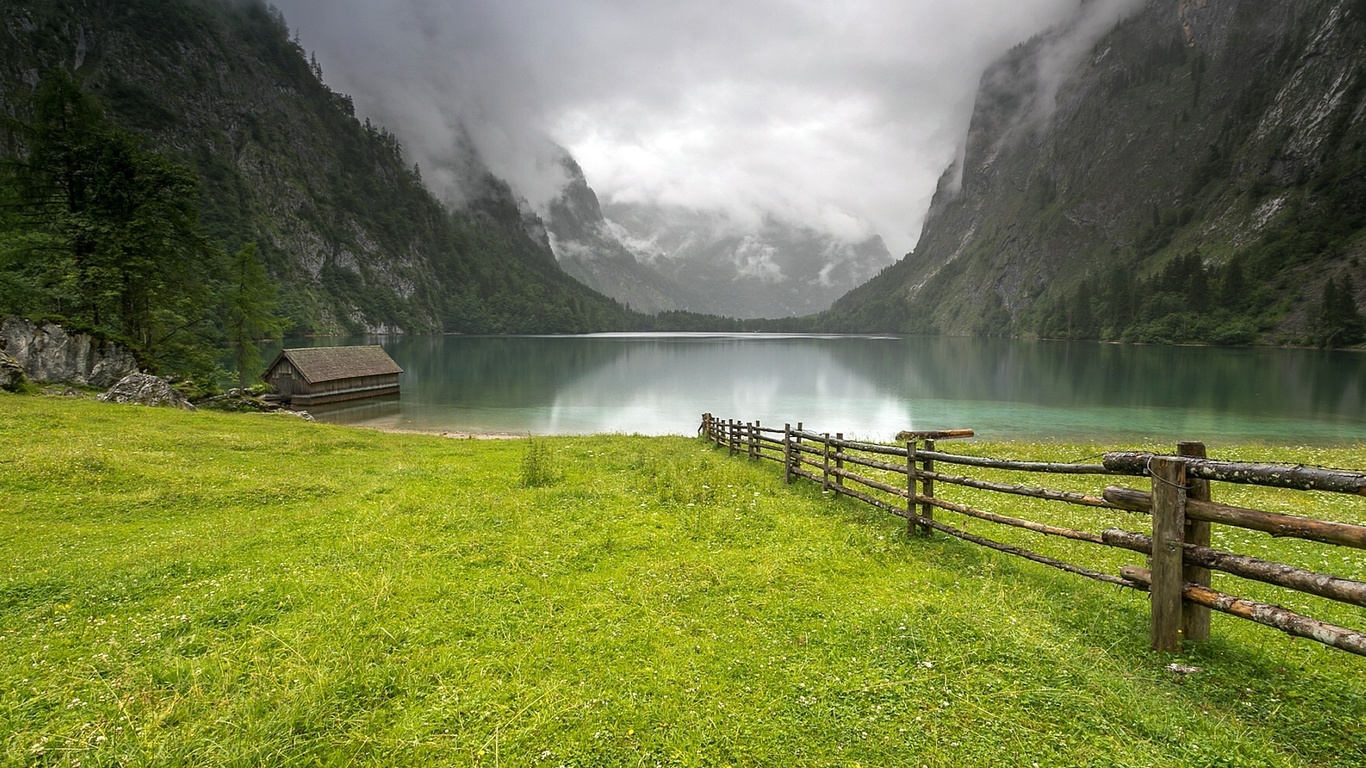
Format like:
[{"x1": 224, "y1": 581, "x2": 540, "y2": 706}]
[{"x1": 273, "y1": 0, "x2": 1112, "y2": 255}]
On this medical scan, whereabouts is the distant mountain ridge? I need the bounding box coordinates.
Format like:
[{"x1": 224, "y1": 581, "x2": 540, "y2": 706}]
[
  {"x1": 824, "y1": 0, "x2": 1366, "y2": 345},
  {"x1": 542, "y1": 151, "x2": 894, "y2": 320},
  {"x1": 543, "y1": 152, "x2": 716, "y2": 315},
  {"x1": 594, "y1": 201, "x2": 892, "y2": 320}
]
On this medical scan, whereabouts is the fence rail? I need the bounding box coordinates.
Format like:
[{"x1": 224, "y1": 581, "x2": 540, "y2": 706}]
[{"x1": 699, "y1": 413, "x2": 1366, "y2": 657}]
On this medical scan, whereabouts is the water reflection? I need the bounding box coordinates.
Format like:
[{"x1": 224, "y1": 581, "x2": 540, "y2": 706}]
[{"x1": 261, "y1": 334, "x2": 1366, "y2": 444}]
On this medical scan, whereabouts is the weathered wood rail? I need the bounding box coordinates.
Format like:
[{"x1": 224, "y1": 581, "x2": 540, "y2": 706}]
[{"x1": 699, "y1": 413, "x2": 1366, "y2": 657}]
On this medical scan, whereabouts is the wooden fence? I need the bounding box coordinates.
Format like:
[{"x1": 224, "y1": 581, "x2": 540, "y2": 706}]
[{"x1": 699, "y1": 413, "x2": 1366, "y2": 657}]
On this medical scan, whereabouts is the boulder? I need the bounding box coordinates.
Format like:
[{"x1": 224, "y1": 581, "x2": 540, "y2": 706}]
[
  {"x1": 0, "y1": 353, "x2": 24, "y2": 392},
  {"x1": 0, "y1": 317, "x2": 138, "y2": 387},
  {"x1": 98, "y1": 372, "x2": 196, "y2": 411}
]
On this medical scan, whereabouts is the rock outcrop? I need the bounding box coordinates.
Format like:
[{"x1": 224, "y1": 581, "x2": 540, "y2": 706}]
[
  {"x1": 97, "y1": 372, "x2": 196, "y2": 410},
  {"x1": 0, "y1": 317, "x2": 138, "y2": 388},
  {"x1": 0, "y1": 353, "x2": 24, "y2": 391}
]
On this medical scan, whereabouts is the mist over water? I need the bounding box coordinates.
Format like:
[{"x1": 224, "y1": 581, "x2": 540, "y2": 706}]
[{"x1": 268, "y1": 335, "x2": 1366, "y2": 446}]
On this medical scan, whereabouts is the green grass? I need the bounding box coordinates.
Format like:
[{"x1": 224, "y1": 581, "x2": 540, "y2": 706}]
[{"x1": 1, "y1": 394, "x2": 1364, "y2": 766}]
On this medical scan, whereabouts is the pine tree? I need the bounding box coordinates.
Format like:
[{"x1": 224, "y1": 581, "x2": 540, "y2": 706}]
[
  {"x1": 225, "y1": 242, "x2": 284, "y2": 388},
  {"x1": 1319, "y1": 274, "x2": 1365, "y2": 347}
]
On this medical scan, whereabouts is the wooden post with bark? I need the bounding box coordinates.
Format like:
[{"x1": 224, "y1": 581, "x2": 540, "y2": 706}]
[
  {"x1": 784, "y1": 423, "x2": 794, "y2": 484},
  {"x1": 906, "y1": 438, "x2": 919, "y2": 536},
  {"x1": 920, "y1": 439, "x2": 937, "y2": 537},
  {"x1": 1180, "y1": 442, "x2": 1212, "y2": 643},
  {"x1": 1150, "y1": 455, "x2": 1188, "y2": 652},
  {"x1": 834, "y1": 433, "x2": 845, "y2": 499},
  {"x1": 822, "y1": 433, "x2": 832, "y2": 493}
]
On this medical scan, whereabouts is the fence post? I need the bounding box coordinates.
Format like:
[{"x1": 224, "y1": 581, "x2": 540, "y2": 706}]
[
  {"x1": 784, "y1": 423, "x2": 793, "y2": 484},
  {"x1": 727, "y1": 419, "x2": 736, "y2": 456},
  {"x1": 1150, "y1": 455, "x2": 1188, "y2": 652},
  {"x1": 751, "y1": 421, "x2": 760, "y2": 460},
  {"x1": 1180, "y1": 442, "x2": 1212, "y2": 643},
  {"x1": 919, "y1": 438, "x2": 936, "y2": 536},
  {"x1": 834, "y1": 433, "x2": 844, "y2": 499},
  {"x1": 906, "y1": 439, "x2": 918, "y2": 535},
  {"x1": 822, "y1": 433, "x2": 832, "y2": 493}
]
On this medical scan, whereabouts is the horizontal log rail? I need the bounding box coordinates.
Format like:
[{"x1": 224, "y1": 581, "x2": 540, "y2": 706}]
[
  {"x1": 1104, "y1": 486, "x2": 1366, "y2": 550},
  {"x1": 907, "y1": 509, "x2": 1139, "y2": 589},
  {"x1": 790, "y1": 429, "x2": 1121, "y2": 476},
  {"x1": 923, "y1": 469, "x2": 1116, "y2": 509},
  {"x1": 1104, "y1": 452, "x2": 1366, "y2": 495},
  {"x1": 832, "y1": 437, "x2": 912, "y2": 457},
  {"x1": 701, "y1": 413, "x2": 1366, "y2": 657},
  {"x1": 917, "y1": 450, "x2": 1118, "y2": 476},
  {"x1": 1101, "y1": 529, "x2": 1366, "y2": 608},
  {"x1": 838, "y1": 451, "x2": 908, "y2": 475},
  {"x1": 895, "y1": 429, "x2": 976, "y2": 441},
  {"x1": 834, "y1": 480, "x2": 1139, "y2": 590},
  {"x1": 831, "y1": 466, "x2": 906, "y2": 499},
  {"x1": 918, "y1": 493, "x2": 1106, "y2": 546},
  {"x1": 1122, "y1": 567, "x2": 1366, "y2": 656}
]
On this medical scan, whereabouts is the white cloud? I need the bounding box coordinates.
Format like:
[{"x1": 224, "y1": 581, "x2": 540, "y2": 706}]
[{"x1": 274, "y1": 0, "x2": 1103, "y2": 255}]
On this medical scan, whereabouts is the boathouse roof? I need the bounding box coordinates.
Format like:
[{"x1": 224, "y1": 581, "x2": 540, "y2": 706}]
[{"x1": 265, "y1": 346, "x2": 402, "y2": 384}]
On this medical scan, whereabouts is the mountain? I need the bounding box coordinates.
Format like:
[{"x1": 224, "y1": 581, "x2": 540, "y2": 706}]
[
  {"x1": 540, "y1": 148, "x2": 892, "y2": 320},
  {"x1": 543, "y1": 152, "x2": 716, "y2": 315},
  {"x1": 601, "y1": 202, "x2": 893, "y2": 320},
  {"x1": 825, "y1": 0, "x2": 1366, "y2": 345},
  {"x1": 0, "y1": 0, "x2": 636, "y2": 336}
]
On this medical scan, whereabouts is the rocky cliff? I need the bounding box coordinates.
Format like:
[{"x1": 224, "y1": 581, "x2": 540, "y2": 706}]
[
  {"x1": 827, "y1": 0, "x2": 1366, "y2": 344},
  {"x1": 0, "y1": 316, "x2": 138, "y2": 387}
]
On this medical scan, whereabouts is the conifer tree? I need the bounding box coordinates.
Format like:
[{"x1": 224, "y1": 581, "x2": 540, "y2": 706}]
[{"x1": 225, "y1": 242, "x2": 284, "y2": 388}]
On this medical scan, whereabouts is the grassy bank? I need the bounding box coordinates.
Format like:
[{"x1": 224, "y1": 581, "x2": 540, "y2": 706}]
[{"x1": 1, "y1": 394, "x2": 1364, "y2": 766}]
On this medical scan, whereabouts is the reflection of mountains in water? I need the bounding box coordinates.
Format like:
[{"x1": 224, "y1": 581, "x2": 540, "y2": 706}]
[
  {"x1": 387, "y1": 335, "x2": 636, "y2": 408},
  {"x1": 824, "y1": 338, "x2": 1366, "y2": 420},
  {"x1": 264, "y1": 335, "x2": 1366, "y2": 440}
]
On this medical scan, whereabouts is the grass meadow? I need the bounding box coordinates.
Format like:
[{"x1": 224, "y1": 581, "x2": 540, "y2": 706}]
[{"x1": 1, "y1": 393, "x2": 1364, "y2": 766}]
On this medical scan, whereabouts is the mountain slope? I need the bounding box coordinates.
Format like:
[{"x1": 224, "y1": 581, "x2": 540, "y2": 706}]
[
  {"x1": 0, "y1": 0, "x2": 635, "y2": 336},
  {"x1": 826, "y1": 0, "x2": 1366, "y2": 344}
]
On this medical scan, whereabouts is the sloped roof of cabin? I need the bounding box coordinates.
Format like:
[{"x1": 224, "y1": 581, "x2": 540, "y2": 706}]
[{"x1": 266, "y1": 346, "x2": 402, "y2": 384}]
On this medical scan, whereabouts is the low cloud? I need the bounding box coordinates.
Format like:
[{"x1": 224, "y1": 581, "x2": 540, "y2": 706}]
[{"x1": 274, "y1": 0, "x2": 1122, "y2": 255}]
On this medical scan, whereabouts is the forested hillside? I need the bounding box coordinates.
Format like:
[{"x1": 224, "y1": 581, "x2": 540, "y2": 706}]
[
  {"x1": 823, "y1": 0, "x2": 1366, "y2": 347},
  {"x1": 0, "y1": 0, "x2": 636, "y2": 373}
]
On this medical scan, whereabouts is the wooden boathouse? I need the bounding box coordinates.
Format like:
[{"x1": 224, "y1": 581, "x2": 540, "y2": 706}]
[{"x1": 262, "y1": 346, "x2": 402, "y2": 406}]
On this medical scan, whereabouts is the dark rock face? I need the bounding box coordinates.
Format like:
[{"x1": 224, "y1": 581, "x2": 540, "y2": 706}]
[
  {"x1": 97, "y1": 372, "x2": 196, "y2": 410},
  {"x1": 0, "y1": 317, "x2": 138, "y2": 388}
]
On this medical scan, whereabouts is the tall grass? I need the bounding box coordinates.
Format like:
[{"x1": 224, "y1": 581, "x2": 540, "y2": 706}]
[{"x1": 1, "y1": 393, "x2": 1363, "y2": 766}]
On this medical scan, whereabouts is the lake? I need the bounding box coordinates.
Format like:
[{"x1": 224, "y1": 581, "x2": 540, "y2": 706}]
[{"x1": 263, "y1": 334, "x2": 1366, "y2": 445}]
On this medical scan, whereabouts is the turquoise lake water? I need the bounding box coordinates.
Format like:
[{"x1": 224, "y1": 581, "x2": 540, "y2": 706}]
[{"x1": 263, "y1": 333, "x2": 1366, "y2": 445}]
